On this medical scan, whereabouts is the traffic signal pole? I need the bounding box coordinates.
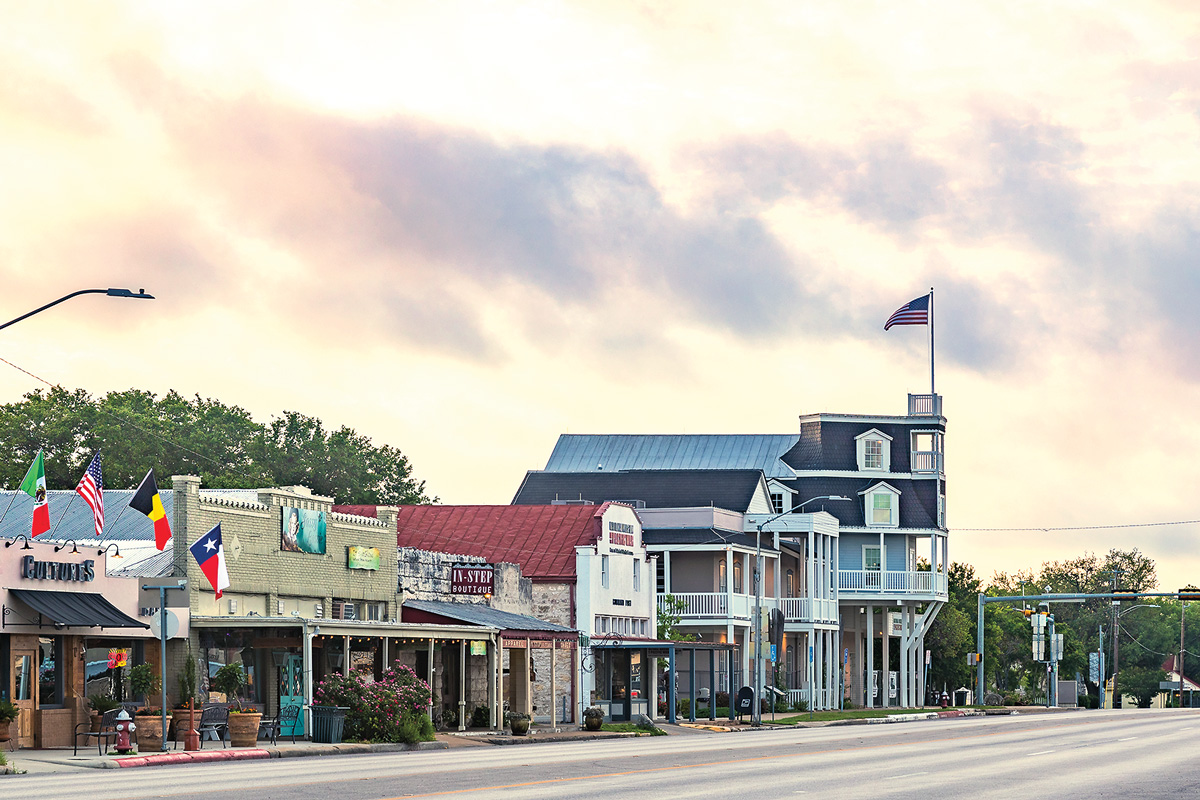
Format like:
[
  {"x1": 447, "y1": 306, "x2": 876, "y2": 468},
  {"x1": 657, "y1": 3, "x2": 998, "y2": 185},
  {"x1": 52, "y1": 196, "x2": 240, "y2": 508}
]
[{"x1": 975, "y1": 591, "x2": 1183, "y2": 706}]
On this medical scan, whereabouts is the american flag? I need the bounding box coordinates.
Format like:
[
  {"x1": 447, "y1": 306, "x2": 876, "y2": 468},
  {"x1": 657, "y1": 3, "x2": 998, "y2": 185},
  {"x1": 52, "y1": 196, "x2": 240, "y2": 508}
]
[
  {"x1": 75, "y1": 452, "x2": 104, "y2": 537},
  {"x1": 884, "y1": 294, "x2": 930, "y2": 330}
]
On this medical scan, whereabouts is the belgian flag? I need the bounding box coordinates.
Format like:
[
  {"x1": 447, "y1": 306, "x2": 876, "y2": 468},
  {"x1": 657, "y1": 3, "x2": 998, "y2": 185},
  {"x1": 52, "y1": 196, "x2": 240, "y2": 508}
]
[{"x1": 130, "y1": 469, "x2": 172, "y2": 550}]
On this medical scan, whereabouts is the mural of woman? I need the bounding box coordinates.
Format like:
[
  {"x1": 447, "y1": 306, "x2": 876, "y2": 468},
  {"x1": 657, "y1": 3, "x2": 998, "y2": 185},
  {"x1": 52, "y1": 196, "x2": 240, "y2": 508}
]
[{"x1": 282, "y1": 507, "x2": 301, "y2": 552}]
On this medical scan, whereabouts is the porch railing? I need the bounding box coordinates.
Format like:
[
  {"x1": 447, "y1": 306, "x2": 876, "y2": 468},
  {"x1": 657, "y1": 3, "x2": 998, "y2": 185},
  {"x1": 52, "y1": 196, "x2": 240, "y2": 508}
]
[
  {"x1": 780, "y1": 597, "x2": 840, "y2": 624},
  {"x1": 661, "y1": 592, "x2": 764, "y2": 620},
  {"x1": 838, "y1": 569, "x2": 948, "y2": 597},
  {"x1": 907, "y1": 393, "x2": 942, "y2": 416},
  {"x1": 910, "y1": 450, "x2": 942, "y2": 473}
]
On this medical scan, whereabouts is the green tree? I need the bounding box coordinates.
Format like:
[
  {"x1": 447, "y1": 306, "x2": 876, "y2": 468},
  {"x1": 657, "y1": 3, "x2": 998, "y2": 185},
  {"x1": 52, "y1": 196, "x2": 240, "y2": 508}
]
[
  {"x1": 0, "y1": 387, "x2": 434, "y2": 505},
  {"x1": 656, "y1": 594, "x2": 697, "y2": 641}
]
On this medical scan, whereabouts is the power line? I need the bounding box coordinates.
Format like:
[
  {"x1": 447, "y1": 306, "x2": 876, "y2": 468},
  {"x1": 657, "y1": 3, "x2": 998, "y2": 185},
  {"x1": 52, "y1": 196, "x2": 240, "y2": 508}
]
[{"x1": 955, "y1": 519, "x2": 1200, "y2": 533}]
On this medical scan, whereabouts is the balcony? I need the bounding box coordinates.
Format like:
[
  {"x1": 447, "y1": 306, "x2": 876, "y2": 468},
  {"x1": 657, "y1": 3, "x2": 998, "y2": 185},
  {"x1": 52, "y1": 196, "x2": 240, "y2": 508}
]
[
  {"x1": 661, "y1": 592, "x2": 760, "y2": 620},
  {"x1": 910, "y1": 450, "x2": 943, "y2": 473},
  {"x1": 780, "y1": 597, "x2": 839, "y2": 625},
  {"x1": 839, "y1": 569, "x2": 948, "y2": 599},
  {"x1": 907, "y1": 393, "x2": 942, "y2": 417}
]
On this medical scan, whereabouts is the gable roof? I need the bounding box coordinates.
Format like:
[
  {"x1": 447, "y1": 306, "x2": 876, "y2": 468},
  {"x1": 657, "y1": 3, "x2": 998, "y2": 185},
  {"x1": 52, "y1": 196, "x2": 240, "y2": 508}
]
[
  {"x1": 393, "y1": 504, "x2": 611, "y2": 581},
  {"x1": 402, "y1": 599, "x2": 574, "y2": 633},
  {"x1": 512, "y1": 469, "x2": 769, "y2": 512},
  {"x1": 0, "y1": 489, "x2": 171, "y2": 544},
  {"x1": 544, "y1": 434, "x2": 800, "y2": 480}
]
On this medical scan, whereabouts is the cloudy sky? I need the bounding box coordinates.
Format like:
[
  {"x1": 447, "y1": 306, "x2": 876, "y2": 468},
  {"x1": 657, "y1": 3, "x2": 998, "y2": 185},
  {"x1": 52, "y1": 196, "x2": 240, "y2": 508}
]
[{"x1": 3, "y1": 1, "x2": 1199, "y2": 590}]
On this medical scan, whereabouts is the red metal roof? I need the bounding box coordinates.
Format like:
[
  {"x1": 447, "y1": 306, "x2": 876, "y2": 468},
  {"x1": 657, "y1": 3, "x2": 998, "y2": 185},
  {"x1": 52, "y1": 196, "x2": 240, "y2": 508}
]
[{"x1": 345, "y1": 503, "x2": 611, "y2": 581}]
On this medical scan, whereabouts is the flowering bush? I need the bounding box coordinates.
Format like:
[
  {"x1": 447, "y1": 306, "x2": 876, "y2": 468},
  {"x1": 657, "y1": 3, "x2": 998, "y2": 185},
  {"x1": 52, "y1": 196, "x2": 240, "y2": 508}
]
[{"x1": 313, "y1": 660, "x2": 434, "y2": 743}]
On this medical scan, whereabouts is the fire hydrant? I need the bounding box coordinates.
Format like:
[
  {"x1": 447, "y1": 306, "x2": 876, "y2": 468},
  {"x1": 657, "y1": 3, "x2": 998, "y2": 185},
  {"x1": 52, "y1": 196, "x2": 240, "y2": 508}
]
[
  {"x1": 115, "y1": 708, "x2": 136, "y2": 752},
  {"x1": 940, "y1": 691, "x2": 949, "y2": 709}
]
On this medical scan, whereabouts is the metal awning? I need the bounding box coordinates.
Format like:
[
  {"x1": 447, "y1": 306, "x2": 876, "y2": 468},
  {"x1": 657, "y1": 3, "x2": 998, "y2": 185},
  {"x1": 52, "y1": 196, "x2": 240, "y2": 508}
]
[{"x1": 8, "y1": 588, "x2": 149, "y2": 629}]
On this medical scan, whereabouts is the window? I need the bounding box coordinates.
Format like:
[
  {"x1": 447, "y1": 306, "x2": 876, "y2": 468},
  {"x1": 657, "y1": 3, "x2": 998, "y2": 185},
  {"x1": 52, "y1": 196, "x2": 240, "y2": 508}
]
[
  {"x1": 332, "y1": 599, "x2": 358, "y2": 620},
  {"x1": 601, "y1": 555, "x2": 610, "y2": 589},
  {"x1": 864, "y1": 439, "x2": 883, "y2": 469},
  {"x1": 633, "y1": 559, "x2": 641, "y2": 591},
  {"x1": 872, "y1": 493, "x2": 893, "y2": 525},
  {"x1": 771, "y1": 492, "x2": 785, "y2": 514},
  {"x1": 786, "y1": 569, "x2": 795, "y2": 598},
  {"x1": 938, "y1": 493, "x2": 947, "y2": 528},
  {"x1": 38, "y1": 637, "x2": 61, "y2": 706},
  {"x1": 863, "y1": 545, "x2": 882, "y2": 571},
  {"x1": 719, "y1": 560, "x2": 727, "y2": 592},
  {"x1": 364, "y1": 602, "x2": 383, "y2": 621},
  {"x1": 734, "y1": 560, "x2": 743, "y2": 593},
  {"x1": 855, "y1": 429, "x2": 892, "y2": 471},
  {"x1": 862, "y1": 483, "x2": 900, "y2": 527}
]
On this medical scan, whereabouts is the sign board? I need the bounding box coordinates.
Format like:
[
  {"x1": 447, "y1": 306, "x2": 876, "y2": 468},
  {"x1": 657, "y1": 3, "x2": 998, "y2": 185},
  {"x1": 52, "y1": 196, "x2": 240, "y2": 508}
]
[
  {"x1": 347, "y1": 546, "x2": 380, "y2": 570},
  {"x1": 451, "y1": 564, "x2": 494, "y2": 595},
  {"x1": 770, "y1": 644, "x2": 777, "y2": 662},
  {"x1": 1089, "y1": 652, "x2": 1100, "y2": 683},
  {"x1": 844, "y1": 647, "x2": 849, "y2": 665},
  {"x1": 889, "y1": 671, "x2": 898, "y2": 699},
  {"x1": 469, "y1": 641, "x2": 487, "y2": 656},
  {"x1": 925, "y1": 649, "x2": 931, "y2": 666},
  {"x1": 149, "y1": 609, "x2": 180, "y2": 640}
]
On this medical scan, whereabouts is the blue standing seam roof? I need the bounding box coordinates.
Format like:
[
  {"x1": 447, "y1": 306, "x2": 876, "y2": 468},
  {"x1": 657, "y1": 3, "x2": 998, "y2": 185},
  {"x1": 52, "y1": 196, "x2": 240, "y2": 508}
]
[
  {"x1": 0, "y1": 489, "x2": 169, "y2": 543},
  {"x1": 544, "y1": 434, "x2": 801, "y2": 479}
]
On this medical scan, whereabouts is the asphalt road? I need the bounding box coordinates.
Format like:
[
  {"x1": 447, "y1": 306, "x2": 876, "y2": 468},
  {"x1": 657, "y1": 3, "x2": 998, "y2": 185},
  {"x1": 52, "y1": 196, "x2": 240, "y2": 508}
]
[{"x1": 10, "y1": 709, "x2": 1200, "y2": 800}]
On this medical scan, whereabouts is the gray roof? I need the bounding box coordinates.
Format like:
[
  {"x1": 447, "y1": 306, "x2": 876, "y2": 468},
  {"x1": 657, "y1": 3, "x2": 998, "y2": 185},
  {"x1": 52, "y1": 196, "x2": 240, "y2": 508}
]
[
  {"x1": 0, "y1": 489, "x2": 169, "y2": 543},
  {"x1": 512, "y1": 469, "x2": 769, "y2": 512},
  {"x1": 642, "y1": 528, "x2": 777, "y2": 551},
  {"x1": 403, "y1": 599, "x2": 575, "y2": 633},
  {"x1": 545, "y1": 434, "x2": 800, "y2": 479},
  {"x1": 108, "y1": 549, "x2": 175, "y2": 578}
]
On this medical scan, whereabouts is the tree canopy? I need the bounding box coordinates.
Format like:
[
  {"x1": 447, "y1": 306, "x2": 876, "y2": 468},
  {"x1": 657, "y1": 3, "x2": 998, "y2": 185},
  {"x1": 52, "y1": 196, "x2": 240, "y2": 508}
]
[{"x1": 0, "y1": 386, "x2": 435, "y2": 505}]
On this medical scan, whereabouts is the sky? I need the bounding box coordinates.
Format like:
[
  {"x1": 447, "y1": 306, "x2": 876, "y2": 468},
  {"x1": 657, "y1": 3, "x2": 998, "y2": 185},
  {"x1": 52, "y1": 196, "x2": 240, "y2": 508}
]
[{"x1": 2, "y1": 1, "x2": 1200, "y2": 591}]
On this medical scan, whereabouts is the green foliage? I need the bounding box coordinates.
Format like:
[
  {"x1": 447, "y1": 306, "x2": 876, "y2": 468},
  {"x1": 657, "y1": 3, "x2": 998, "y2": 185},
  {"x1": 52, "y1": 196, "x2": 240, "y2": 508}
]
[
  {"x1": 0, "y1": 699, "x2": 18, "y2": 722},
  {"x1": 0, "y1": 387, "x2": 435, "y2": 504},
  {"x1": 313, "y1": 660, "x2": 433, "y2": 743},
  {"x1": 211, "y1": 663, "x2": 247, "y2": 708},
  {"x1": 129, "y1": 663, "x2": 158, "y2": 699},
  {"x1": 925, "y1": 562, "x2": 979, "y2": 693},
  {"x1": 87, "y1": 694, "x2": 121, "y2": 713},
  {"x1": 177, "y1": 648, "x2": 198, "y2": 707},
  {"x1": 470, "y1": 705, "x2": 491, "y2": 728},
  {"x1": 657, "y1": 594, "x2": 698, "y2": 641}
]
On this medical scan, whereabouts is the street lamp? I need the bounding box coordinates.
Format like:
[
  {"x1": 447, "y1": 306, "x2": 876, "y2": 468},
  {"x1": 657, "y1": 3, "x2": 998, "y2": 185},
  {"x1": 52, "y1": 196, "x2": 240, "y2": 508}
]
[
  {"x1": 0, "y1": 287, "x2": 154, "y2": 333},
  {"x1": 751, "y1": 495, "x2": 850, "y2": 725}
]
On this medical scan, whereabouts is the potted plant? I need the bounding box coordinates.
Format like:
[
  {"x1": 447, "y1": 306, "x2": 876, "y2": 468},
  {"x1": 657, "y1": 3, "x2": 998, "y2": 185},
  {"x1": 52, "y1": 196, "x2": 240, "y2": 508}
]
[
  {"x1": 87, "y1": 694, "x2": 121, "y2": 733},
  {"x1": 172, "y1": 649, "x2": 198, "y2": 744},
  {"x1": 505, "y1": 711, "x2": 530, "y2": 736},
  {"x1": 0, "y1": 699, "x2": 17, "y2": 743},
  {"x1": 583, "y1": 706, "x2": 604, "y2": 731},
  {"x1": 130, "y1": 663, "x2": 165, "y2": 751},
  {"x1": 212, "y1": 663, "x2": 261, "y2": 747}
]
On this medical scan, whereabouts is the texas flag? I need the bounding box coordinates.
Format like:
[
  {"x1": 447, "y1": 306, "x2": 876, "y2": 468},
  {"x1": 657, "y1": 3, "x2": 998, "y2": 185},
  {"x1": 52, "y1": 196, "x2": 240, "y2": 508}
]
[{"x1": 189, "y1": 524, "x2": 231, "y2": 599}]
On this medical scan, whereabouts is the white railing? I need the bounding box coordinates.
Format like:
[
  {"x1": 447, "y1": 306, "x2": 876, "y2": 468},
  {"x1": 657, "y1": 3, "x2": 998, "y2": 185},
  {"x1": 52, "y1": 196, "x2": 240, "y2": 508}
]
[
  {"x1": 661, "y1": 593, "x2": 764, "y2": 620},
  {"x1": 839, "y1": 570, "x2": 948, "y2": 597},
  {"x1": 780, "y1": 597, "x2": 840, "y2": 624},
  {"x1": 787, "y1": 687, "x2": 836, "y2": 711},
  {"x1": 910, "y1": 451, "x2": 942, "y2": 473},
  {"x1": 908, "y1": 393, "x2": 942, "y2": 416}
]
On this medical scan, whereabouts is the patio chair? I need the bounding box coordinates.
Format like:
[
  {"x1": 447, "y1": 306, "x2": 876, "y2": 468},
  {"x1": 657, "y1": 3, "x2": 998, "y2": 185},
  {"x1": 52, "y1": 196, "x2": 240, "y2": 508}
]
[
  {"x1": 197, "y1": 704, "x2": 229, "y2": 748},
  {"x1": 259, "y1": 704, "x2": 302, "y2": 745},
  {"x1": 74, "y1": 708, "x2": 121, "y2": 756}
]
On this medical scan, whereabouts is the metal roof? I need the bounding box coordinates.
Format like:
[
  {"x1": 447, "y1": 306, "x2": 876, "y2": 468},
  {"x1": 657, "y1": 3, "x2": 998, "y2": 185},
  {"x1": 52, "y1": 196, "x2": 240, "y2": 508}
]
[
  {"x1": 0, "y1": 489, "x2": 169, "y2": 543},
  {"x1": 544, "y1": 434, "x2": 801, "y2": 479},
  {"x1": 403, "y1": 599, "x2": 575, "y2": 633},
  {"x1": 108, "y1": 549, "x2": 176, "y2": 578}
]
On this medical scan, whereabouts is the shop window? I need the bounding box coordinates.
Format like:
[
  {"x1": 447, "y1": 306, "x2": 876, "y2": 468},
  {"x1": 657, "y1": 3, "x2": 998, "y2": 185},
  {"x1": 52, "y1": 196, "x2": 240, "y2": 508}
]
[
  {"x1": 83, "y1": 640, "x2": 138, "y2": 702},
  {"x1": 38, "y1": 637, "x2": 62, "y2": 706}
]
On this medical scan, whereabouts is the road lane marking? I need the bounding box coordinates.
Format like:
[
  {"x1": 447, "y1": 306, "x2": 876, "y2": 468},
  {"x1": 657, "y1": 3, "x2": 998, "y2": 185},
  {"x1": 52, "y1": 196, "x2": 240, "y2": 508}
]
[
  {"x1": 886, "y1": 772, "x2": 929, "y2": 780},
  {"x1": 1027, "y1": 750, "x2": 1055, "y2": 756},
  {"x1": 1118, "y1": 737, "x2": 1137, "y2": 741}
]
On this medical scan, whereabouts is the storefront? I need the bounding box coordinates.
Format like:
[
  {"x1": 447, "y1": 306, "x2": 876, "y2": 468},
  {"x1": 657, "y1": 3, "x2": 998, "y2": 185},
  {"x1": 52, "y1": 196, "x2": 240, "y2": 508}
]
[
  {"x1": 588, "y1": 637, "x2": 737, "y2": 723},
  {"x1": 1, "y1": 536, "x2": 169, "y2": 748}
]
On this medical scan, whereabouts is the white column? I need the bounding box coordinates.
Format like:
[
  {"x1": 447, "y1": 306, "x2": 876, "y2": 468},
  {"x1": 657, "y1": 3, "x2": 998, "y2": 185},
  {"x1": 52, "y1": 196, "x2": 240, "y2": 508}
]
[
  {"x1": 866, "y1": 606, "x2": 874, "y2": 708},
  {"x1": 882, "y1": 611, "x2": 891, "y2": 709},
  {"x1": 664, "y1": 550, "x2": 672, "y2": 594}
]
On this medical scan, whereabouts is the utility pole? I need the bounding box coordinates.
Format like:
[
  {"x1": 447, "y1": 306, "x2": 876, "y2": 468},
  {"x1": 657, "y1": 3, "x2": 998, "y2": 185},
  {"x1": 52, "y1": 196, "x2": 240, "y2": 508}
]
[{"x1": 1110, "y1": 570, "x2": 1124, "y2": 708}]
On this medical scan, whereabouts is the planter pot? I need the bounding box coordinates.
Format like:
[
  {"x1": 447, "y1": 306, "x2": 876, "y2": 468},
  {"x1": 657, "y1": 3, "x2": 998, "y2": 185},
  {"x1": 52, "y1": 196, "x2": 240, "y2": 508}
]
[
  {"x1": 583, "y1": 716, "x2": 603, "y2": 731},
  {"x1": 90, "y1": 712, "x2": 103, "y2": 734},
  {"x1": 0, "y1": 720, "x2": 11, "y2": 743},
  {"x1": 509, "y1": 718, "x2": 530, "y2": 736},
  {"x1": 136, "y1": 715, "x2": 164, "y2": 752},
  {"x1": 227, "y1": 712, "x2": 262, "y2": 747}
]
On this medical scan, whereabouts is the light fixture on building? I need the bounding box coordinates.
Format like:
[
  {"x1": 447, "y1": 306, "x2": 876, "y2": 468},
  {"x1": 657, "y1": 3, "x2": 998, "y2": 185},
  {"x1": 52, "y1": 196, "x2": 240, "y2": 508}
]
[
  {"x1": 98, "y1": 543, "x2": 123, "y2": 559},
  {"x1": 229, "y1": 599, "x2": 238, "y2": 615},
  {"x1": 53, "y1": 540, "x2": 80, "y2": 554},
  {"x1": 4, "y1": 534, "x2": 33, "y2": 550}
]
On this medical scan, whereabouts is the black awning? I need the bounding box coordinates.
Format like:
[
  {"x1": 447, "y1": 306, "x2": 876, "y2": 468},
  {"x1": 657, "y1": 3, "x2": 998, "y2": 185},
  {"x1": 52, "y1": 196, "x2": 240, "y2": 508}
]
[{"x1": 9, "y1": 588, "x2": 149, "y2": 629}]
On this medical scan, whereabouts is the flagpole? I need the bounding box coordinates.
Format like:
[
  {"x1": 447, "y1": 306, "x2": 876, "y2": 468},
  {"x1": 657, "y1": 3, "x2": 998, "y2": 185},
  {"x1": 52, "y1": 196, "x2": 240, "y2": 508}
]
[
  {"x1": 48, "y1": 493, "x2": 78, "y2": 537},
  {"x1": 0, "y1": 490, "x2": 19, "y2": 527},
  {"x1": 928, "y1": 287, "x2": 935, "y2": 396}
]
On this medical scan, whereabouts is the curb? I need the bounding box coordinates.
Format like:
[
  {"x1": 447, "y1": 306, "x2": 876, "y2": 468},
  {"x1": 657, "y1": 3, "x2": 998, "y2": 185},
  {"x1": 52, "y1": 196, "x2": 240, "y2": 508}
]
[{"x1": 91, "y1": 740, "x2": 448, "y2": 769}]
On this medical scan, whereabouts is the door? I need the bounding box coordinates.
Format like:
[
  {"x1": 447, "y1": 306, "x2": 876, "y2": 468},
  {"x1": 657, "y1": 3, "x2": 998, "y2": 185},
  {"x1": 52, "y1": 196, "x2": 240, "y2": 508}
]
[
  {"x1": 609, "y1": 650, "x2": 631, "y2": 721},
  {"x1": 278, "y1": 655, "x2": 305, "y2": 737},
  {"x1": 863, "y1": 545, "x2": 884, "y2": 590},
  {"x1": 11, "y1": 648, "x2": 36, "y2": 748}
]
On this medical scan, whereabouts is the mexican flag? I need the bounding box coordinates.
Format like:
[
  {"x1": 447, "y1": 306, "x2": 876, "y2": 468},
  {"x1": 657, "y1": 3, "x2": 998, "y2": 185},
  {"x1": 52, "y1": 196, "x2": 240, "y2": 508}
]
[{"x1": 19, "y1": 450, "x2": 49, "y2": 535}]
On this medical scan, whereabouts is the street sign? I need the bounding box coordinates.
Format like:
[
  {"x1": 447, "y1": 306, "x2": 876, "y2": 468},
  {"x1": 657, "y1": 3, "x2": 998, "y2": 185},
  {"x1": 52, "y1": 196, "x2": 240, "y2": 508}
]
[
  {"x1": 770, "y1": 644, "x2": 777, "y2": 662},
  {"x1": 1089, "y1": 652, "x2": 1099, "y2": 683},
  {"x1": 149, "y1": 609, "x2": 180, "y2": 640},
  {"x1": 925, "y1": 649, "x2": 931, "y2": 666}
]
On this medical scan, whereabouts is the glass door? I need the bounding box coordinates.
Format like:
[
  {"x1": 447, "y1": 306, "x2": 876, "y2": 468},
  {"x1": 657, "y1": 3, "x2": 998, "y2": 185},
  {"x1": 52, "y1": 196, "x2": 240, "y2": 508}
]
[
  {"x1": 11, "y1": 650, "x2": 36, "y2": 748},
  {"x1": 278, "y1": 654, "x2": 305, "y2": 737}
]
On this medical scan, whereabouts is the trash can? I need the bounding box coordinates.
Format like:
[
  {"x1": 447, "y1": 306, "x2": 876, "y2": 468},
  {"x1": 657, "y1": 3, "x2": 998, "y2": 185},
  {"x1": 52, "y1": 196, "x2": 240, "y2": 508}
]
[{"x1": 310, "y1": 705, "x2": 348, "y2": 743}]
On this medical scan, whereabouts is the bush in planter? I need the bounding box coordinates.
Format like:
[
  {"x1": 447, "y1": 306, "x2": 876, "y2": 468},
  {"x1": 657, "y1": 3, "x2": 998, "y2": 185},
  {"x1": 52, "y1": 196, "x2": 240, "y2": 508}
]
[
  {"x1": 177, "y1": 648, "x2": 198, "y2": 709},
  {"x1": 211, "y1": 663, "x2": 248, "y2": 709},
  {"x1": 313, "y1": 659, "x2": 434, "y2": 743},
  {"x1": 87, "y1": 695, "x2": 121, "y2": 714},
  {"x1": 505, "y1": 711, "x2": 530, "y2": 735},
  {"x1": 471, "y1": 705, "x2": 491, "y2": 728},
  {"x1": 0, "y1": 699, "x2": 17, "y2": 723},
  {"x1": 129, "y1": 663, "x2": 158, "y2": 706},
  {"x1": 583, "y1": 706, "x2": 604, "y2": 731}
]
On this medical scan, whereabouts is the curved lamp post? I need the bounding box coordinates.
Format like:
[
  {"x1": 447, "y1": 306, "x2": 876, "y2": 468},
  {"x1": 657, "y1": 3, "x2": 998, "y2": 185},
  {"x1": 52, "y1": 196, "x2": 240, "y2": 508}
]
[
  {"x1": 0, "y1": 288, "x2": 154, "y2": 333},
  {"x1": 752, "y1": 495, "x2": 850, "y2": 725}
]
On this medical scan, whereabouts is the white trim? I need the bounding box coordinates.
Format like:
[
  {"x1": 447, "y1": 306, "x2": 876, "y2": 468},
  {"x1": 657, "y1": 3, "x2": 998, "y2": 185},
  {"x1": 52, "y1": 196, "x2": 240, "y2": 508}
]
[
  {"x1": 855, "y1": 428, "x2": 892, "y2": 472},
  {"x1": 785, "y1": 470, "x2": 937, "y2": 480},
  {"x1": 800, "y1": 413, "x2": 947, "y2": 425},
  {"x1": 859, "y1": 482, "x2": 901, "y2": 528}
]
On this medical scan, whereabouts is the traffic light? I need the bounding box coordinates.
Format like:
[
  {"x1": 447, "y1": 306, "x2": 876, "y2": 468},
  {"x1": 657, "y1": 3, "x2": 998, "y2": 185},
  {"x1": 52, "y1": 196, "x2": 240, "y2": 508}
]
[
  {"x1": 1022, "y1": 608, "x2": 1034, "y2": 618},
  {"x1": 1179, "y1": 586, "x2": 1200, "y2": 601}
]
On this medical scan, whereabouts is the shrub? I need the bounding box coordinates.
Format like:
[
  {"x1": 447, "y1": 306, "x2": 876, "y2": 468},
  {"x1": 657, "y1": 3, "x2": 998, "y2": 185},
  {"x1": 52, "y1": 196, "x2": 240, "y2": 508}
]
[
  {"x1": 314, "y1": 660, "x2": 434, "y2": 743},
  {"x1": 471, "y1": 705, "x2": 491, "y2": 728},
  {"x1": 129, "y1": 663, "x2": 158, "y2": 703},
  {"x1": 442, "y1": 708, "x2": 458, "y2": 729},
  {"x1": 788, "y1": 698, "x2": 807, "y2": 713},
  {"x1": 714, "y1": 691, "x2": 729, "y2": 707}
]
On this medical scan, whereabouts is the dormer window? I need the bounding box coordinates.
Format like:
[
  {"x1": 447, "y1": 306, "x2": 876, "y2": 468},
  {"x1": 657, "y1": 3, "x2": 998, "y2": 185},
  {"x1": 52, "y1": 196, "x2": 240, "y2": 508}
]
[
  {"x1": 855, "y1": 429, "x2": 892, "y2": 472},
  {"x1": 770, "y1": 492, "x2": 785, "y2": 513},
  {"x1": 860, "y1": 482, "x2": 900, "y2": 527}
]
